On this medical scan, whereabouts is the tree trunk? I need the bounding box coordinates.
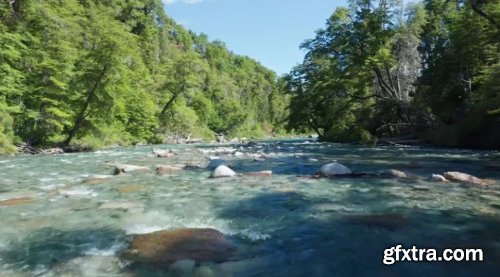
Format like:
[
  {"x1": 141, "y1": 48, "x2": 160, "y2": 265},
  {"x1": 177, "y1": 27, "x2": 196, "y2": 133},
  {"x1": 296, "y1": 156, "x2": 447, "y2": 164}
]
[
  {"x1": 63, "y1": 65, "x2": 109, "y2": 147},
  {"x1": 160, "y1": 82, "x2": 185, "y2": 115}
]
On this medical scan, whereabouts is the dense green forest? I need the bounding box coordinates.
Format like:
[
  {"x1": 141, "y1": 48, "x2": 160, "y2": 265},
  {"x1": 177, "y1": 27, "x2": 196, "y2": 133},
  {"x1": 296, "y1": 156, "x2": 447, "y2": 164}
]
[
  {"x1": 1, "y1": 0, "x2": 499, "y2": 154},
  {"x1": 0, "y1": 0, "x2": 289, "y2": 154},
  {"x1": 285, "y1": 0, "x2": 500, "y2": 148}
]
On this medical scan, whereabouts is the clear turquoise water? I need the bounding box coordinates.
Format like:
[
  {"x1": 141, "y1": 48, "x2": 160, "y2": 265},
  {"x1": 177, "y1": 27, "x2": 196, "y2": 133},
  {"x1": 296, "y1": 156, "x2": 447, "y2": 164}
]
[{"x1": 0, "y1": 140, "x2": 499, "y2": 276}]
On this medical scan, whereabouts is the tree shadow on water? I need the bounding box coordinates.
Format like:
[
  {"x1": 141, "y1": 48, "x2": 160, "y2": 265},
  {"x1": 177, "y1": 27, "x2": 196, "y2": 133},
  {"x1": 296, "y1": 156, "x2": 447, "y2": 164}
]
[{"x1": 215, "y1": 190, "x2": 500, "y2": 277}]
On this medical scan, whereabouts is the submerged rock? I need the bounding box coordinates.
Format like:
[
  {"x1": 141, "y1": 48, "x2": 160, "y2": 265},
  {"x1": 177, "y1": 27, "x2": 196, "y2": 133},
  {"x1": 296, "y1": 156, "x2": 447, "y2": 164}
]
[
  {"x1": 0, "y1": 197, "x2": 34, "y2": 206},
  {"x1": 117, "y1": 184, "x2": 143, "y2": 193},
  {"x1": 444, "y1": 171, "x2": 488, "y2": 186},
  {"x1": 114, "y1": 164, "x2": 150, "y2": 175},
  {"x1": 82, "y1": 175, "x2": 113, "y2": 185},
  {"x1": 99, "y1": 201, "x2": 145, "y2": 212},
  {"x1": 156, "y1": 165, "x2": 184, "y2": 175},
  {"x1": 210, "y1": 165, "x2": 236, "y2": 178},
  {"x1": 430, "y1": 174, "x2": 448, "y2": 182},
  {"x1": 346, "y1": 213, "x2": 407, "y2": 231},
  {"x1": 379, "y1": 169, "x2": 408, "y2": 178},
  {"x1": 168, "y1": 259, "x2": 196, "y2": 276},
  {"x1": 319, "y1": 162, "x2": 352, "y2": 177},
  {"x1": 153, "y1": 149, "x2": 176, "y2": 158},
  {"x1": 122, "y1": 228, "x2": 237, "y2": 266},
  {"x1": 244, "y1": 171, "x2": 273, "y2": 177}
]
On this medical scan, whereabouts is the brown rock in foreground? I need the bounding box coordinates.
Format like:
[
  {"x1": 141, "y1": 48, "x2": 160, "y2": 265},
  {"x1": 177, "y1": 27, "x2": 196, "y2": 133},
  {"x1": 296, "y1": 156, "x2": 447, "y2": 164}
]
[
  {"x1": 122, "y1": 228, "x2": 237, "y2": 266},
  {"x1": 444, "y1": 171, "x2": 488, "y2": 186}
]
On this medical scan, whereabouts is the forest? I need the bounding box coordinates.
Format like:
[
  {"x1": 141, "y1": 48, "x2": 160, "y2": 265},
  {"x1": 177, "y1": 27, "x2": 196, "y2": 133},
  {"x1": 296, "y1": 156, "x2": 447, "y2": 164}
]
[
  {"x1": 285, "y1": 0, "x2": 500, "y2": 149},
  {"x1": 0, "y1": 0, "x2": 289, "y2": 154},
  {"x1": 1, "y1": 0, "x2": 499, "y2": 154}
]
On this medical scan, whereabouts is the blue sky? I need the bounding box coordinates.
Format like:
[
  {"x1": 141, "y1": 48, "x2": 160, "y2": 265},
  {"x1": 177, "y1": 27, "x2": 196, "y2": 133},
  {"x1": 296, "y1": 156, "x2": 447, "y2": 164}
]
[{"x1": 162, "y1": 0, "x2": 346, "y2": 75}]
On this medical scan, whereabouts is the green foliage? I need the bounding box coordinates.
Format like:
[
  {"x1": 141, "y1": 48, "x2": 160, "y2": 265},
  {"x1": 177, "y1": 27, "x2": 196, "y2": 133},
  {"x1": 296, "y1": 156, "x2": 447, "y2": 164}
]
[
  {"x1": 0, "y1": 0, "x2": 289, "y2": 153},
  {"x1": 416, "y1": 0, "x2": 500, "y2": 148},
  {"x1": 286, "y1": 0, "x2": 500, "y2": 148}
]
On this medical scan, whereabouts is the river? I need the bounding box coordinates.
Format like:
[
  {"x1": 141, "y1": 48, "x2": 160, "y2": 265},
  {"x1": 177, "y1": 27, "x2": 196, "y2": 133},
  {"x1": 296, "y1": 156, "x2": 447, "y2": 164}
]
[{"x1": 0, "y1": 140, "x2": 499, "y2": 276}]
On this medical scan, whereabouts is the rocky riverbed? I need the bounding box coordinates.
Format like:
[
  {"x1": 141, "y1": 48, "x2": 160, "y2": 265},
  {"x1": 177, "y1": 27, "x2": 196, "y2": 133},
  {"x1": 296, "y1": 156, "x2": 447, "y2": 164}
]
[{"x1": 0, "y1": 139, "x2": 499, "y2": 276}]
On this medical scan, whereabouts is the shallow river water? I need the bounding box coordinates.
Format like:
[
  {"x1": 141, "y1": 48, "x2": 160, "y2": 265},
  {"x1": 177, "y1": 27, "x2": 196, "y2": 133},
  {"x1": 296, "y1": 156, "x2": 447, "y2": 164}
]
[{"x1": 0, "y1": 140, "x2": 499, "y2": 276}]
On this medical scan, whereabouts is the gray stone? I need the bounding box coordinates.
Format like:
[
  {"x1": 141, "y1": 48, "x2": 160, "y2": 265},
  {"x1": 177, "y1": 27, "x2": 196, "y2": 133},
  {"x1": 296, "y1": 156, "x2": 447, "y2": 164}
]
[
  {"x1": 210, "y1": 165, "x2": 236, "y2": 178},
  {"x1": 319, "y1": 162, "x2": 352, "y2": 176}
]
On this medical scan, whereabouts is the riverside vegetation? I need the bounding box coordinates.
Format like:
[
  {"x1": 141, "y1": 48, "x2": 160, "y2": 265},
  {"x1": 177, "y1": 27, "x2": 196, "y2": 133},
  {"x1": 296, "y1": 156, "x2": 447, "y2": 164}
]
[
  {"x1": 285, "y1": 0, "x2": 500, "y2": 148},
  {"x1": 0, "y1": 1, "x2": 499, "y2": 275},
  {"x1": 0, "y1": 0, "x2": 289, "y2": 154},
  {"x1": 1, "y1": 0, "x2": 500, "y2": 154}
]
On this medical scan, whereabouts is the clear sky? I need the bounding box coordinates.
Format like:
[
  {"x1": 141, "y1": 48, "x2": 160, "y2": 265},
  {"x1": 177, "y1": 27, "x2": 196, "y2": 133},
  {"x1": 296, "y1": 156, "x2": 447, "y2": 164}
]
[{"x1": 162, "y1": 0, "x2": 347, "y2": 76}]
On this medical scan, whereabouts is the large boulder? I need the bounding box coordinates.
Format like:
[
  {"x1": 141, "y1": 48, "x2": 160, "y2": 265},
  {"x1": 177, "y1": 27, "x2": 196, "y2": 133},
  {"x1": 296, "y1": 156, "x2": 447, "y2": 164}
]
[
  {"x1": 156, "y1": 165, "x2": 184, "y2": 175},
  {"x1": 122, "y1": 228, "x2": 237, "y2": 266},
  {"x1": 114, "y1": 164, "x2": 150, "y2": 175},
  {"x1": 319, "y1": 162, "x2": 352, "y2": 177},
  {"x1": 210, "y1": 165, "x2": 236, "y2": 178},
  {"x1": 444, "y1": 171, "x2": 488, "y2": 186}
]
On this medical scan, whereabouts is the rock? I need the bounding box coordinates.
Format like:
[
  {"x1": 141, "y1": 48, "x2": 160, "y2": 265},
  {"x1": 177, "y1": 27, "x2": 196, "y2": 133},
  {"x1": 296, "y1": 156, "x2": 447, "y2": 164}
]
[
  {"x1": 210, "y1": 165, "x2": 236, "y2": 178},
  {"x1": 244, "y1": 171, "x2": 273, "y2": 177},
  {"x1": 40, "y1": 148, "x2": 65, "y2": 155},
  {"x1": 168, "y1": 259, "x2": 196, "y2": 276},
  {"x1": 99, "y1": 201, "x2": 144, "y2": 212},
  {"x1": 82, "y1": 175, "x2": 113, "y2": 185},
  {"x1": 184, "y1": 164, "x2": 203, "y2": 170},
  {"x1": 346, "y1": 213, "x2": 407, "y2": 231},
  {"x1": 207, "y1": 159, "x2": 227, "y2": 170},
  {"x1": 154, "y1": 149, "x2": 176, "y2": 158},
  {"x1": 156, "y1": 165, "x2": 184, "y2": 175},
  {"x1": 319, "y1": 162, "x2": 352, "y2": 177},
  {"x1": 117, "y1": 184, "x2": 143, "y2": 193},
  {"x1": 483, "y1": 179, "x2": 497, "y2": 185},
  {"x1": 122, "y1": 228, "x2": 237, "y2": 266},
  {"x1": 216, "y1": 134, "x2": 226, "y2": 143},
  {"x1": 0, "y1": 197, "x2": 34, "y2": 206},
  {"x1": 430, "y1": 174, "x2": 448, "y2": 182},
  {"x1": 444, "y1": 171, "x2": 488, "y2": 186},
  {"x1": 209, "y1": 156, "x2": 222, "y2": 161},
  {"x1": 380, "y1": 169, "x2": 407, "y2": 178},
  {"x1": 114, "y1": 164, "x2": 150, "y2": 175},
  {"x1": 229, "y1": 138, "x2": 241, "y2": 144}
]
